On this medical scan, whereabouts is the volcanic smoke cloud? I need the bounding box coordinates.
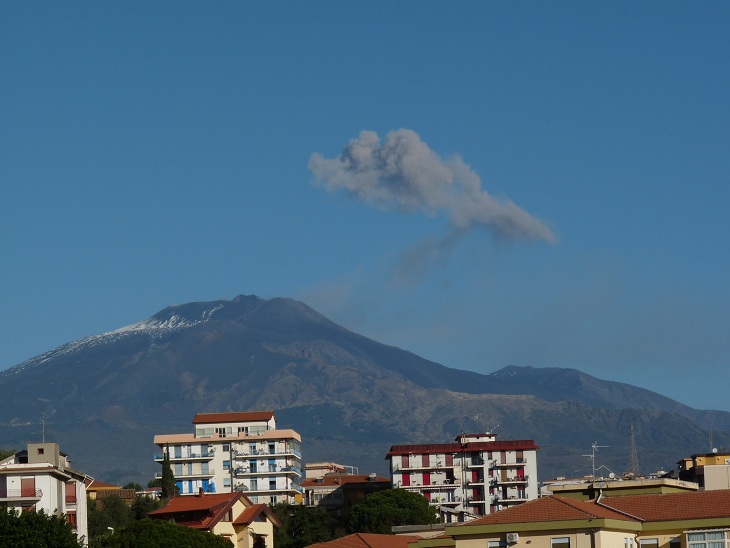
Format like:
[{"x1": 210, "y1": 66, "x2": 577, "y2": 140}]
[{"x1": 309, "y1": 129, "x2": 556, "y2": 243}]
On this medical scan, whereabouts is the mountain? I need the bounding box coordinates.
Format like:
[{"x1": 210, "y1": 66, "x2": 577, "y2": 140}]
[{"x1": 0, "y1": 295, "x2": 727, "y2": 485}]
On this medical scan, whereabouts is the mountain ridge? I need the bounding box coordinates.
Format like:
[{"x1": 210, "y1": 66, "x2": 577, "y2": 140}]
[{"x1": 0, "y1": 295, "x2": 726, "y2": 485}]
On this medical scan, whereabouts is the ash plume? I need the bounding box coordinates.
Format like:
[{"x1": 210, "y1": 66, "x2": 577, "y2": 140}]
[{"x1": 309, "y1": 129, "x2": 556, "y2": 243}]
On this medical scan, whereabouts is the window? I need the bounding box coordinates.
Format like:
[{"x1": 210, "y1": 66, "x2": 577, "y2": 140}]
[
  {"x1": 625, "y1": 538, "x2": 635, "y2": 548},
  {"x1": 223, "y1": 478, "x2": 231, "y2": 487},
  {"x1": 65, "y1": 482, "x2": 77, "y2": 503},
  {"x1": 66, "y1": 511, "x2": 77, "y2": 529},
  {"x1": 37, "y1": 448, "x2": 44, "y2": 455},
  {"x1": 223, "y1": 461, "x2": 230, "y2": 471},
  {"x1": 639, "y1": 540, "x2": 658, "y2": 547},
  {"x1": 552, "y1": 538, "x2": 570, "y2": 548},
  {"x1": 250, "y1": 479, "x2": 258, "y2": 491},
  {"x1": 688, "y1": 531, "x2": 727, "y2": 548},
  {"x1": 488, "y1": 542, "x2": 507, "y2": 548},
  {"x1": 222, "y1": 444, "x2": 230, "y2": 452},
  {"x1": 250, "y1": 462, "x2": 258, "y2": 473},
  {"x1": 269, "y1": 478, "x2": 277, "y2": 491}
]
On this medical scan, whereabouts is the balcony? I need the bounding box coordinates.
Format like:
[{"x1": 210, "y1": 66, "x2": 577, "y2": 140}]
[
  {"x1": 393, "y1": 462, "x2": 455, "y2": 473},
  {"x1": 493, "y1": 475, "x2": 528, "y2": 485},
  {"x1": 465, "y1": 459, "x2": 485, "y2": 469},
  {"x1": 154, "y1": 451, "x2": 214, "y2": 462},
  {"x1": 156, "y1": 469, "x2": 215, "y2": 480},
  {"x1": 493, "y1": 494, "x2": 528, "y2": 505},
  {"x1": 0, "y1": 489, "x2": 43, "y2": 502},
  {"x1": 491, "y1": 458, "x2": 527, "y2": 468},
  {"x1": 233, "y1": 447, "x2": 302, "y2": 459},
  {"x1": 233, "y1": 466, "x2": 302, "y2": 477}
]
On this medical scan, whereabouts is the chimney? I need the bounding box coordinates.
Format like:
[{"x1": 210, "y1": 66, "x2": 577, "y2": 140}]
[{"x1": 198, "y1": 487, "x2": 204, "y2": 497}]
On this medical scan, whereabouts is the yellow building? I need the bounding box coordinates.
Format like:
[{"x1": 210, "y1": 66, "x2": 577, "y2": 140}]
[{"x1": 411, "y1": 489, "x2": 730, "y2": 548}]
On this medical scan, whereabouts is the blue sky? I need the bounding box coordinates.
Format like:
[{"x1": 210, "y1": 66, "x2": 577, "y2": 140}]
[{"x1": 2, "y1": 2, "x2": 728, "y2": 410}]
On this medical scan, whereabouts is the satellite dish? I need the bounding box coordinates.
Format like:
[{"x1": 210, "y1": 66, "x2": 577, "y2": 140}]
[
  {"x1": 608, "y1": 472, "x2": 617, "y2": 479},
  {"x1": 713, "y1": 448, "x2": 718, "y2": 453}
]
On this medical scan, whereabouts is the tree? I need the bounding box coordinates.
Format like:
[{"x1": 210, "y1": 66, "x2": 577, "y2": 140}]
[
  {"x1": 122, "y1": 482, "x2": 142, "y2": 491},
  {"x1": 0, "y1": 449, "x2": 15, "y2": 461},
  {"x1": 131, "y1": 496, "x2": 163, "y2": 521},
  {"x1": 0, "y1": 507, "x2": 82, "y2": 548},
  {"x1": 92, "y1": 519, "x2": 232, "y2": 547},
  {"x1": 160, "y1": 450, "x2": 178, "y2": 499},
  {"x1": 347, "y1": 489, "x2": 437, "y2": 534},
  {"x1": 87, "y1": 495, "x2": 133, "y2": 540},
  {"x1": 271, "y1": 502, "x2": 335, "y2": 548}
]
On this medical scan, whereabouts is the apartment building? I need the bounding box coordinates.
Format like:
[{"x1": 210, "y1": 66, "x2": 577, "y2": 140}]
[
  {"x1": 678, "y1": 450, "x2": 730, "y2": 490},
  {"x1": 0, "y1": 442, "x2": 89, "y2": 544},
  {"x1": 386, "y1": 432, "x2": 539, "y2": 518},
  {"x1": 301, "y1": 472, "x2": 391, "y2": 519},
  {"x1": 154, "y1": 411, "x2": 303, "y2": 505}
]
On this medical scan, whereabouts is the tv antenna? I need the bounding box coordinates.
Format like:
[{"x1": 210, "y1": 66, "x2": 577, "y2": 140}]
[{"x1": 583, "y1": 442, "x2": 609, "y2": 479}]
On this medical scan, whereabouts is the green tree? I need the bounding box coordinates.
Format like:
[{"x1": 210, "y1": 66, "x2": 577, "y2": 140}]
[
  {"x1": 92, "y1": 519, "x2": 232, "y2": 547},
  {"x1": 347, "y1": 489, "x2": 437, "y2": 534},
  {"x1": 0, "y1": 507, "x2": 82, "y2": 548},
  {"x1": 160, "y1": 451, "x2": 178, "y2": 499},
  {"x1": 131, "y1": 496, "x2": 163, "y2": 521},
  {"x1": 271, "y1": 502, "x2": 335, "y2": 548},
  {"x1": 0, "y1": 449, "x2": 15, "y2": 461},
  {"x1": 122, "y1": 482, "x2": 142, "y2": 491},
  {"x1": 87, "y1": 495, "x2": 133, "y2": 540}
]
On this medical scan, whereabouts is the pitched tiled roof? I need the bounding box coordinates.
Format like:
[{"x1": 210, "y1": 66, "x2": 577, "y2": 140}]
[
  {"x1": 306, "y1": 533, "x2": 420, "y2": 548},
  {"x1": 149, "y1": 492, "x2": 243, "y2": 530},
  {"x1": 601, "y1": 490, "x2": 730, "y2": 522},
  {"x1": 233, "y1": 503, "x2": 282, "y2": 528},
  {"x1": 85, "y1": 480, "x2": 120, "y2": 490},
  {"x1": 193, "y1": 411, "x2": 275, "y2": 424},
  {"x1": 301, "y1": 474, "x2": 391, "y2": 488},
  {"x1": 465, "y1": 496, "x2": 637, "y2": 526}
]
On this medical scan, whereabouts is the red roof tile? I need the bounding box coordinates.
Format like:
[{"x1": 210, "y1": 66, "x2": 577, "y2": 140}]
[
  {"x1": 601, "y1": 490, "x2": 730, "y2": 522},
  {"x1": 149, "y1": 492, "x2": 243, "y2": 530},
  {"x1": 306, "y1": 533, "x2": 420, "y2": 548},
  {"x1": 193, "y1": 411, "x2": 275, "y2": 424},
  {"x1": 465, "y1": 496, "x2": 636, "y2": 526},
  {"x1": 233, "y1": 503, "x2": 282, "y2": 528}
]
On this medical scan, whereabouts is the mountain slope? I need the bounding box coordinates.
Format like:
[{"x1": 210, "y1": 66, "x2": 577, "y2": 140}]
[{"x1": 0, "y1": 295, "x2": 726, "y2": 485}]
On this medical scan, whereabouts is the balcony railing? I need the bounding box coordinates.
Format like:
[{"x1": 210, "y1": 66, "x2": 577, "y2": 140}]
[
  {"x1": 0, "y1": 489, "x2": 43, "y2": 500},
  {"x1": 154, "y1": 452, "x2": 214, "y2": 462},
  {"x1": 156, "y1": 469, "x2": 215, "y2": 479},
  {"x1": 494, "y1": 475, "x2": 529, "y2": 485},
  {"x1": 491, "y1": 458, "x2": 527, "y2": 468},
  {"x1": 233, "y1": 447, "x2": 302, "y2": 459}
]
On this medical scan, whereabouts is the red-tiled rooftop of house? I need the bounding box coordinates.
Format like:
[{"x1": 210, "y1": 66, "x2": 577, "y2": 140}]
[
  {"x1": 233, "y1": 503, "x2": 282, "y2": 528},
  {"x1": 149, "y1": 492, "x2": 244, "y2": 529},
  {"x1": 85, "y1": 479, "x2": 120, "y2": 490},
  {"x1": 193, "y1": 411, "x2": 275, "y2": 424},
  {"x1": 465, "y1": 496, "x2": 637, "y2": 526},
  {"x1": 306, "y1": 532, "x2": 420, "y2": 548},
  {"x1": 300, "y1": 474, "x2": 391, "y2": 487},
  {"x1": 601, "y1": 490, "x2": 730, "y2": 522}
]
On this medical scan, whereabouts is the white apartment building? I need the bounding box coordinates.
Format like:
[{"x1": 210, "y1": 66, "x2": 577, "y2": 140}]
[
  {"x1": 0, "y1": 442, "x2": 89, "y2": 544},
  {"x1": 386, "y1": 432, "x2": 539, "y2": 518},
  {"x1": 154, "y1": 411, "x2": 302, "y2": 505}
]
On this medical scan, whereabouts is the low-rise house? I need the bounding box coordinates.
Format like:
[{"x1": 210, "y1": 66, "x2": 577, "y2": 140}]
[
  {"x1": 0, "y1": 442, "x2": 89, "y2": 545},
  {"x1": 149, "y1": 489, "x2": 280, "y2": 547},
  {"x1": 301, "y1": 472, "x2": 391, "y2": 520},
  {"x1": 410, "y1": 489, "x2": 730, "y2": 548}
]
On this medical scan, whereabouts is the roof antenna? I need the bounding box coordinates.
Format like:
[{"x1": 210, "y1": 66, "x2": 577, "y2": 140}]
[
  {"x1": 628, "y1": 423, "x2": 640, "y2": 477},
  {"x1": 583, "y1": 442, "x2": 608, "y2": 479}
]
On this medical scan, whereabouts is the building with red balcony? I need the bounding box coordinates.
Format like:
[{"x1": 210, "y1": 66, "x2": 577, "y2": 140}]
[{"x1": 386, "y1": 432, "x2": 539, "y2": 519}]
